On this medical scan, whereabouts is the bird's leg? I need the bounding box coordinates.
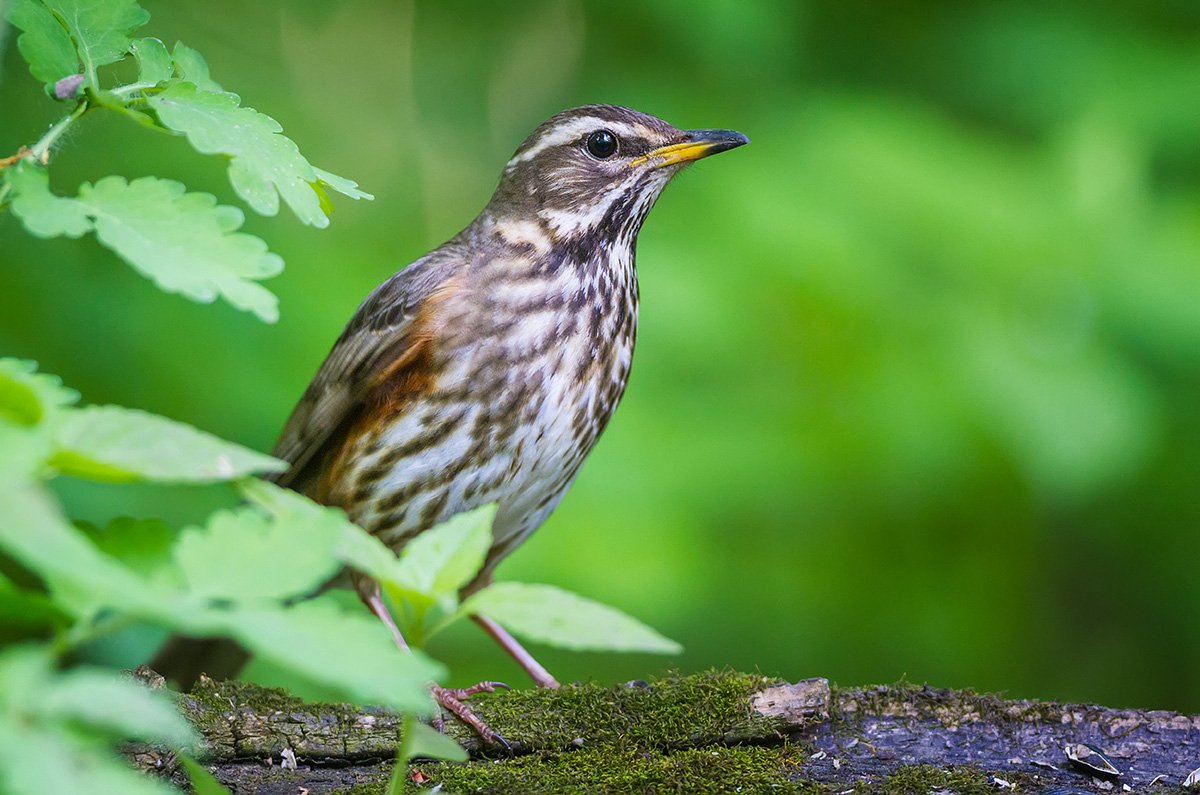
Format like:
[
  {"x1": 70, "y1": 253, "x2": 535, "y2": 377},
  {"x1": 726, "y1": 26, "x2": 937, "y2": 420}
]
[
  {"x1": 471, "y1": 613, "x2": 560, "y2": 689},
  {"x1": 363, "y1": 589, "x2": 409, "y2": 652},
  {"x1": 356, "y1": 581, "x2": 511, "y2": 750},
  {"x1": 460, "y1": 572, "x2": 561, "y2": 689},
  {"x1": 429, "y1": 684, "x2": 511, "y2": 751}
]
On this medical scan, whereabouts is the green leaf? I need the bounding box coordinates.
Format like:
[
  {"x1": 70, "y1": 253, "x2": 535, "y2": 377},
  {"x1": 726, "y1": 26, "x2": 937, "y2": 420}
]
[
  {"x1": 43, "y1": 0, "x2": 149, "y2": 86},
  {"x1": 149, "y1": 81, "x2": 360, "y2": 227},
  {"x1": 0, "y1": 648, "x2": 180, "y2": 795},
  {"x1": 239, "y1": 478, "x2": 405, "y2": 585},
  {"x1": 390, "y1": 714, "x2": 467, "y2": 792},
  {"x1": 217, "y1": 483, "x2": 448, "y2": 707},
  {"x1": 40, "y1": 668, "x2": 196, "y2": 748},
  {"x1": 0, "y1": 483, "x2": 163, "y2": 617},
  {"x1": 130, "y1": 36, "x2": 171, "y2": 85},
  {"x1": 170, "y1": 41, "x2": 222, "y2": 92},
  {"x1": 0, "y1": 722, "x2": 178, "y2": 795},
  {"x1": 84, "y1": 86, "x2": 159, "y2": 127},
  {"x1": 12, "y1": 171, "x2": 283, "y2": 321},
  {"x1": 0, "y1": 488, "x2": 433, "y2": 716},
  {"x1": 241, "y1": 491, "x2": 495, "y2": 645},
  {"x1": 0, "y1": 643, "x2": 51, "y2": 710},
  {"x1": 0, "y1": 424, "x2": 50, "y2": 482},
  {"x1": 0, "y1": 358, "x2": 78, "y2": 427},
  {"x1": 6, "y1": 0, "x2": 79, "y2": 88},
  {"x1": 0, "y1": 648, "x2": 193, "y2": 748},
  {"x1": 462, "y1": 582, "x2": 683, "y2": 654},
  {"x1": 313, "y1": 167, "x2": 373, "y2": 201},
  {"x1": 177, "y1": 753, "x2": 233, "y2": 795},
  {"x1": 0, "y1": 358, "x2": 79, "y2": 480},
  {"x1": 185, "y1": 598, "x2": 443, "y2": 714},
  {"x1": 0, "y1": 577, "x2": 70, "y2": 640},
  {"x1": 391, "y1": 503, "x2": 494, "y2": 602},
  {"x1": 8, "y1": 162, "x2": 92, "y2": 238},
  {"x1": 50, "y1": 404, "x2": 286, "y2": 483},
  {"x1": 335, "y1": 524, "x2": 405, "y2": 583},
  {"x1": 400, "y1": 716, "x2": 468, "y2": 763},
  {"x1": 238, "y1": 482, "x2": 470, "y2": 646},
  {"x1": 310, "y1": 164, "x2": 375, "y2": 210},
  {"x1": 84, "y1": 175, "x2": 283, "y2": 320},
  {"x1": 78, "y1": 517, "x2": 181, "y2": 586},
  {"x1": 0, "y1": 429, "x2": 53, "y2": 485},
  {"x1": 173, "y1": 504, "x2": 342, "y2": 602}
]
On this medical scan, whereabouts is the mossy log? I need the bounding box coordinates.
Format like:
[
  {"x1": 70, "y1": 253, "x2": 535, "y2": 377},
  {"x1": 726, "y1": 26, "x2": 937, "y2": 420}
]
[{"x1": 140, "y1": 669, "x2": 1200, "y2": 794}]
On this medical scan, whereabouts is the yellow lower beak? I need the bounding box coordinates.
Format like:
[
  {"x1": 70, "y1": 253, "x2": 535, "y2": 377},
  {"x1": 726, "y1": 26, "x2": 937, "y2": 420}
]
[{"x1": 631, "y1": 128, "x2": 750, "y2": 169}]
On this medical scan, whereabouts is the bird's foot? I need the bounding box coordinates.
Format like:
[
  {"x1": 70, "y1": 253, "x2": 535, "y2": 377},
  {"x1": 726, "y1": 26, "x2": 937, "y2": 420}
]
[
  {"x1": 431, "y1": 682, "x2": 512, "y2": 754},
  {"x1": 440, "y1": 680, "x2": 510, "y2": 700}
]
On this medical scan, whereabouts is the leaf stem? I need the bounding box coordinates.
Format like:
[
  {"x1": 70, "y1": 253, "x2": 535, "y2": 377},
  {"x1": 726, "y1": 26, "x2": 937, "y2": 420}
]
[
  {"x1": 110, "y1": 82, "x2": 159, "y2": 98},
  {"x1": 31, "y1": 101, "x2": 90, "y2": 164},
  {"x1": 0, "y1": 101, "x2": 89, "y2": 207}
]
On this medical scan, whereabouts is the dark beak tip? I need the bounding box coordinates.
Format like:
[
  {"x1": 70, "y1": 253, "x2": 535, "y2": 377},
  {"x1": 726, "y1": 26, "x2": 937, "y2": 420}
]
[
  {"x1": 714, "y1": 130, "x2": 750, "y2": 156},
  {"x1": 685, "y1": 128, "x2": 750, "y2": 154}
]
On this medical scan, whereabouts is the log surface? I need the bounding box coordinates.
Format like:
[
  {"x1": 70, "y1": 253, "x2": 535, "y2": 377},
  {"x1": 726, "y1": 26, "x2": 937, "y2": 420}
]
[{"x1": 146, "y1": 671, "x2": 1200, "y2": 793}]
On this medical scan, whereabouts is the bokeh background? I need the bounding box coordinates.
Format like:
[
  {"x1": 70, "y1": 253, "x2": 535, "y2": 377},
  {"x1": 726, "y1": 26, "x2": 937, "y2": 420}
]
[{"x1": 2, "y1": 0, "x2": 1198, "y2": 711}]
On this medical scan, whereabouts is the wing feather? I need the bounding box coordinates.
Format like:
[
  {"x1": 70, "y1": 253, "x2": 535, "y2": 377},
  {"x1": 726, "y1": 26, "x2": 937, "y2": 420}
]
[{"x1": 269, "y1": 250, "x2": 460, "y2": 494}]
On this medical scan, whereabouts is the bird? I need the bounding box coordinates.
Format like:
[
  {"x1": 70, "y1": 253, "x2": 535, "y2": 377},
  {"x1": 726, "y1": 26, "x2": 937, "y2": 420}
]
[{"x1": 154, "y1": 104, "x2": 748, "y2": 745}]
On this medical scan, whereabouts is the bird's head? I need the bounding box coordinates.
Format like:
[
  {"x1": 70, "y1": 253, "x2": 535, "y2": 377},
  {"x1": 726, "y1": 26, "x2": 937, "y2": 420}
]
[{"x1": 485, "y1": 104, "x2": 748, "y2": 244}]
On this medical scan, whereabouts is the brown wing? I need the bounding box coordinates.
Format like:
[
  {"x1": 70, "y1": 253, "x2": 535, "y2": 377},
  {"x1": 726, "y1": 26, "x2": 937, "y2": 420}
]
[{"x1": 269, "y1": 248, "x2": 461, "y2": 497}]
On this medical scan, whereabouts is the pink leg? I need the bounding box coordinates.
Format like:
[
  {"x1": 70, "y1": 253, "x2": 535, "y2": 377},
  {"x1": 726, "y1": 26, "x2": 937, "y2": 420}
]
[
  {"x1": 364, "y1": 589, "x2": 409, "y2": 652},
  {"x1": 356, "y1": 583, "x2": 510, "y2": 750},
  {"x1": 472, "y1": 613, "x2": 560, "y2": 689},
  {"x1": 431, "y1": 685, "x2": 511, "y2": 751}
]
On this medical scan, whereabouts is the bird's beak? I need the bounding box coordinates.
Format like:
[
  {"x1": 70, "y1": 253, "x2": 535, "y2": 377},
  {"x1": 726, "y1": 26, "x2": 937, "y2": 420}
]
[{"x1": 631, "y1": 128, "x2": 750, "y2": 169}]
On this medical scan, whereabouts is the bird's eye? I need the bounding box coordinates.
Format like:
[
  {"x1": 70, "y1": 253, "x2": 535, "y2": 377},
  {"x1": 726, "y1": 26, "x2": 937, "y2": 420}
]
[{"x1": 585, "y1": 130, "x2": 619, "y2": 159}]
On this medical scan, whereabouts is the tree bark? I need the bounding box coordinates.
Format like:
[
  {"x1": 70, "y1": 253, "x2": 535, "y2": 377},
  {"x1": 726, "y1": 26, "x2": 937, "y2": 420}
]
[{"x1": 134, "y1": 669, "x2": 1200, "y2": 793}]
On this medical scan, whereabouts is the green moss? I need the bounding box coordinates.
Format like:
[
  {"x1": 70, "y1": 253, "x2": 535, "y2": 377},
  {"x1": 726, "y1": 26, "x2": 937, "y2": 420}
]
[
  {"x1": 181, "y1": 669, "x2": 784, "y2": 767},
  {"x1": 186, "y1": 677, "x2": 309, "y2": 717},
  {"x1": 454, "y1": 669, "x2": 781, "y2": 751},
  {"x1": 347, "y1": 745, "x2": 813, "y2": 795},
  {"x1": 853, "y1": 765, "x2": 994, "y2": 795},
  {"x1": 185, "y1": 669, "x2": 779, "y2": 754}
]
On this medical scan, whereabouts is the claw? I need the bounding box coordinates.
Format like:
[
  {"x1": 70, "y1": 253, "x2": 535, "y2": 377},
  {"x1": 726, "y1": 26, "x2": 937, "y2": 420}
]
[
  {"x1": 431, "y1": 684, "x2": 511, "y2": 753},
  {"x1": 492, "y1": 732, "x2": 514, "y2": 757},
  {"x1": 442, "y1": 680, "x2": 511, "y2": 700},
  {"x1": 358, "y1": 585, "x2": 512, "y2": 752}
]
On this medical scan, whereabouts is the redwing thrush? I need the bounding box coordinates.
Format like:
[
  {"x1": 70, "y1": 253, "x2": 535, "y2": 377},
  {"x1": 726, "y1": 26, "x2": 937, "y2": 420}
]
[{"x1": 156, "y1": 105, "x2": 747, "y2": 745}]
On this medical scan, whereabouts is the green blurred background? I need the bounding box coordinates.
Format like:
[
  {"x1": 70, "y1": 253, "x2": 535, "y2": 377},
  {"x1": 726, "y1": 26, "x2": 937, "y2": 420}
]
[{"x1": 2, "y1": 1, "x2": 1199, "y2": 711}]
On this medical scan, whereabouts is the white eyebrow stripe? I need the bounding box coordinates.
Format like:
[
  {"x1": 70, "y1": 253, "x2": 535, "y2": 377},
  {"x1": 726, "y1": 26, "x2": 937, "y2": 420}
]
[
  {"x1": 537, "y1": 172, "x2": 642, "y2": 234},
  {"x1": 507, "y1": 118, "x2": 651, "y2": 167}
]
